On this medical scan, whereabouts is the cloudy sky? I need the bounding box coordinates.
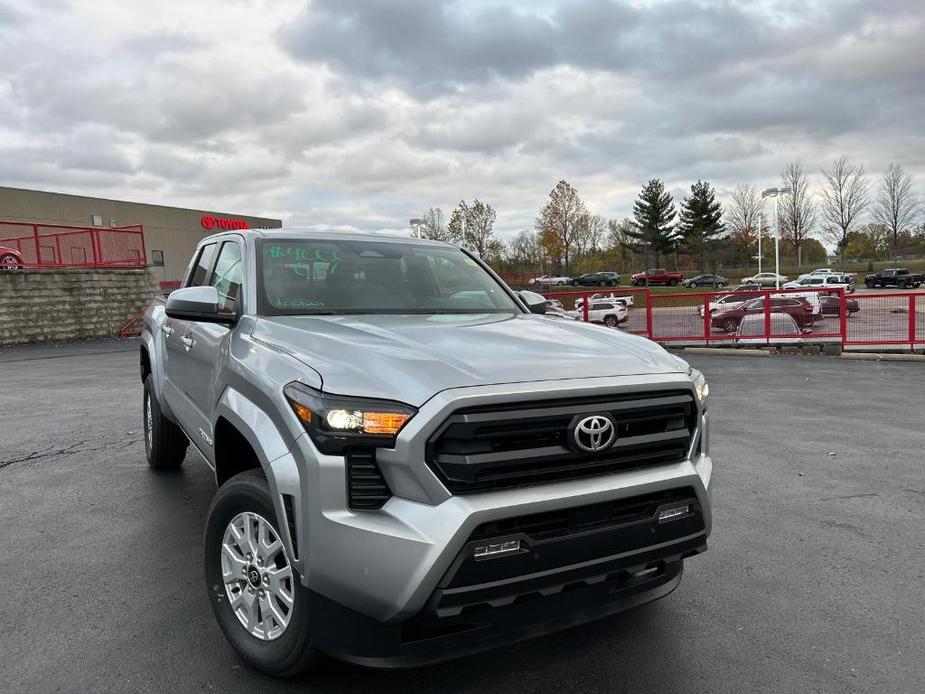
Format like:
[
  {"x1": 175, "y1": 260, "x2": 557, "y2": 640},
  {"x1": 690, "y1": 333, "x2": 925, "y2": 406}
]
[{"x1": 1, "y1": 0, "x2": 923, "y2": 238}]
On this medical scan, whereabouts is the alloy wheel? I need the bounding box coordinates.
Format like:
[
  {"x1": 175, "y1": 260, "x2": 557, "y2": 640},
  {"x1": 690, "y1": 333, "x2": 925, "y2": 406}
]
[{"x1": 221, "y1": 512, "x2": 294, "y2": 641}]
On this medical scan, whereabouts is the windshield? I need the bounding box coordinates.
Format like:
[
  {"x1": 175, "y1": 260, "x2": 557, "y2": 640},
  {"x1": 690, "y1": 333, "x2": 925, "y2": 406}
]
[{"x1": 258, "y1": 238, "x2": 520, "y2": 315}]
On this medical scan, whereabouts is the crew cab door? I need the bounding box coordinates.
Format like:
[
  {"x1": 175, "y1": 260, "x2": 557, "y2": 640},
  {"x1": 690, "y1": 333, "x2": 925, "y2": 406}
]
[{"x1": 163, "y1": 239, "x2": 243, "y2": 461}]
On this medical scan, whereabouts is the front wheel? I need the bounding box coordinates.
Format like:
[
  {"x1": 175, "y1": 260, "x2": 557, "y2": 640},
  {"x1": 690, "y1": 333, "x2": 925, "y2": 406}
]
[
  {"x1": 897, "y1": 279, "x2": 908, "y2": 289},
  {"x1": 715, "y1": 282, "x2": 726, "y2": 289},
  {"x1": 556, "y1": 281, "x2": 564, "y2": 286},
  {"x1": 143, "y1": 375, "x2": 188, "y2": 469},
  {"x1": 205, "y1": 470, "x2": 321, "y2": 676},
  {"x1": 865, "y1": 280, "x2": 875, "y2": 288},
  {"x1": 723, "y1": 318, "x2": 738, "y2": 333}
]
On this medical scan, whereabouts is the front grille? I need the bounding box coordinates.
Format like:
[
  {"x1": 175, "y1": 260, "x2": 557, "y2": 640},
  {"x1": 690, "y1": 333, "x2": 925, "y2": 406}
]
[
  {"x1": 427, "y1": 390, "x2": 696, "y2": 494},
  {"x1": 346, "y1": 450, "x2": 391, "y2": 510}
]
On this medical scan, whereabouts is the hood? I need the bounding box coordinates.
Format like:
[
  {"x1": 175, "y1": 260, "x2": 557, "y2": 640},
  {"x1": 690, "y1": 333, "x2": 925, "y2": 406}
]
[{"x1": 251, "y1": 313, "x2": 687, "y2": 407}]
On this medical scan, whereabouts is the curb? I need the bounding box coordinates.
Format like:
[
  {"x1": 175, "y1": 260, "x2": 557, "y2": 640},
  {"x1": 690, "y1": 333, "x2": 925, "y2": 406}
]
[
  {"x1": 840, "y1": 352, "x2": 925, "y2": 362},
  {"x1": 683, "y1": 347, "x2": 770, "y2": 356}
]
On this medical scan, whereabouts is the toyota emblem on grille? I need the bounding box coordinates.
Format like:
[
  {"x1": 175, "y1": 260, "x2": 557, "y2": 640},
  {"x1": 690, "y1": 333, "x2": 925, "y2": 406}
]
[{"x1": 573, "y1": 415, "x2": 616, "y2": 452}]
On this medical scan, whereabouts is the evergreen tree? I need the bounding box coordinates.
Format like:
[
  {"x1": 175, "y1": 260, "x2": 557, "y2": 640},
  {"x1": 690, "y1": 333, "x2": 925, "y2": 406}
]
[
  {"x1": 628, "y1": 179, "x2": 677, "y2": 266},
  {"x1": 678, "y1": 180, "x2": 725, "y2": 270}
]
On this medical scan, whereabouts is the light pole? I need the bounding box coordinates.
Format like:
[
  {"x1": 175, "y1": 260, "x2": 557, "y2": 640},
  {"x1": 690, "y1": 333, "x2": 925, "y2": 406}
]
[
  {"x1": 757, "y1": 212, "x2": 763, "y2": 276},
  {"x1": 761, "y1": 187, "x2": 792, "y2": 289},
  {"x1": 409, "y1": 217, "x2": 425, "y2": 238}
]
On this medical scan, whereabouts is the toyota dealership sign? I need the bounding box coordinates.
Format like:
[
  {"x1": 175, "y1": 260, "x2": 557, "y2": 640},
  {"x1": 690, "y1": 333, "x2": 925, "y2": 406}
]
[{"x1": 201, "y1": 215, "x2": 249, "y2": 230}]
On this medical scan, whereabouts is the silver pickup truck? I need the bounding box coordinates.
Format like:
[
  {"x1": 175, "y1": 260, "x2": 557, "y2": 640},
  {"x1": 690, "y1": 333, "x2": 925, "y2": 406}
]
[{"x1": 140, "y1": 229, "x2": 713, "y2": 675}]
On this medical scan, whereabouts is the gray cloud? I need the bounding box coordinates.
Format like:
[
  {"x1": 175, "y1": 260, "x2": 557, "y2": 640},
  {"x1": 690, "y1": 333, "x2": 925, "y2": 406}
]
[{"x1": 1, "y1": 0, "x2": 924, "y2": 241}]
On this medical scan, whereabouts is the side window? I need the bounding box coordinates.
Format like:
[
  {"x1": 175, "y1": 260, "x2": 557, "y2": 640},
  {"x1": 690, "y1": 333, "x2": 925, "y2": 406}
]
[
  {"x1": 210, "y1": 241, "x2": 243, "y2": 314},
  {"x1": 187, "y1": 243, "x2": 217, "y2": 287}
]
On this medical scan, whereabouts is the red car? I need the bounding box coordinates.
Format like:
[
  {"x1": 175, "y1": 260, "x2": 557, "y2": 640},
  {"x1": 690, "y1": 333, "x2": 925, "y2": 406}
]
[
  {"x1": 711, "y1": 296, "x2": 815, "y2": 332},
  {"x1": 631, "y1": 268, "x2": 684, "y2": 286},
  {"x1": 0, "y1": 246, "x2": 23, "y2": 269}
]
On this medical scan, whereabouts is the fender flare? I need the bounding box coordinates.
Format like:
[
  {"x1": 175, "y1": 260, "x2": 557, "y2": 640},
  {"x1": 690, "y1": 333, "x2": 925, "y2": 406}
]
[{"x1": 214, "y1": 388, "x2": 307, "y2": 578}]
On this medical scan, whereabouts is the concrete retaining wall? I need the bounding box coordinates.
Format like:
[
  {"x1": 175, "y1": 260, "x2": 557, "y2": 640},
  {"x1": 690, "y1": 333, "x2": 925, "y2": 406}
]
[{"x1": 0, "y1": 268, "x2": 159, "y2": 344}]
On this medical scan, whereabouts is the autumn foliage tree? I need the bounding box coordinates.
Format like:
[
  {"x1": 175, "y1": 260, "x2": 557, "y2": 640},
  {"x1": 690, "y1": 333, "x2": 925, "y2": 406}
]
[{"x1": 535, "y1": 180, "x2": 588, "y2": 272}]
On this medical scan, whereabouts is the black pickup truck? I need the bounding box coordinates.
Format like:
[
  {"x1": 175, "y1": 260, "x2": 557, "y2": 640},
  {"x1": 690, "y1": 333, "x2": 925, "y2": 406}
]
[{"x1": 864, "y1": 268, "x2": 923, "y2": 289}]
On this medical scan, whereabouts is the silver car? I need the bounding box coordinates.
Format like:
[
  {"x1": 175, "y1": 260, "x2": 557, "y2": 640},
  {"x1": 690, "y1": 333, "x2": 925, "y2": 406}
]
[{"x1": 140, "y1": 229, "x2": 713, "y2": 674}]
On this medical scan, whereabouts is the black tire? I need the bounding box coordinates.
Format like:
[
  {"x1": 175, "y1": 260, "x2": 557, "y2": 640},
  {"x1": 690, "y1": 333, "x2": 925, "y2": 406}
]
[
  {"x1": 143, "y1": 375, "x2": 187, "y2": 470},
  {"x1": 914, "y1": 283, "x2": 921, "y2": 289},
  {"x1": 716, "y1": 282, "x2": 726, "y2": 289},
  {"x1": 570, "y1": 280, "x2": 578, "y2": 286},
  {"x1": 604, "y1": 315, "x2": 618, "y2": 327},
  {"x1": 0, "y1": 253, "x2": 20, "y2": 269},
  {"x1": 897, "y1": 279, "x2": 908, "y2": 289},
  {"x1": 205, "y1": 470, "x2": 321, "y2": 677},
  {"x1": 556, "y1": 280, "x2": 564, "y2": 286},
  {"x1": 865, "y1": 280, "x2": 875, "y2": 288},
  {"x1": 723, "y1": 318, "x2": 738, "y2": 333}
]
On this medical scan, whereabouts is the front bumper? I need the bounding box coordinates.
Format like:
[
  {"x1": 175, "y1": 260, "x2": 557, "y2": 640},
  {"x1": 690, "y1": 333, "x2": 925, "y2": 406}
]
[{"x1": 285, "y1": 373, "x2": 712, "y2": 629}]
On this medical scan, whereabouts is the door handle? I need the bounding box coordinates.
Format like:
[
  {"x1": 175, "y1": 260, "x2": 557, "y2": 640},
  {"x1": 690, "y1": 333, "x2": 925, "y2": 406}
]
[
  {"x1": 181, "y1": 336, "x2": 194, "y2": 351},
  {"x1": 161, "y1": 324, "x2": 174, "y2": 337}
]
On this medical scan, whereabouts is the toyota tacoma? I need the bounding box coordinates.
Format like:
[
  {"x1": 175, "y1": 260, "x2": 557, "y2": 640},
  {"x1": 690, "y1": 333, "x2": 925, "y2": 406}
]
[{"x1": 140, "y1": 229, "x2": 713, "y2": 675}]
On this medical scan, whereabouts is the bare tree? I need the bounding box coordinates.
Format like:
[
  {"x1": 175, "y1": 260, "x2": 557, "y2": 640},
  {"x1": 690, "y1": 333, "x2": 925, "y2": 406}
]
[
  {"x1": 873, "y1": 163, "x2": 919, "y2": 256},
  {"x1": 724, "y1": 184, "x2": 764, "y2": 269},
  {"x1": 819, "y1": 155, "x2": 869, "y2": 260},
  {"x1": 574, "y1": 214, "x2": 606, "y2": 259},
  {"x1": 778, "y1": 162, "x2": 817, "y2": 267},
  {"x1": 448, "y1": 199, "x2": 500, "y2": 258},
  {"x1": 506, "y1": 230, "x2": 540, "y2": 270},
  {"x1": 606, "y1": 217, "x2": 636, "y2": 270},
  {"x1": 417, "y1": 207, "x2": 459, "y2": 243},
  {"x1": 535, "y1": 180, "x2": 588, "y2": 272}
]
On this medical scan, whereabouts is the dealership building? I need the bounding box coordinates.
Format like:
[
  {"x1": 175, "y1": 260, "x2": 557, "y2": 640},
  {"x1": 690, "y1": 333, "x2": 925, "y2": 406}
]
[{"x1": 0, "y1": 185, "x2": 282, "y2": 284}]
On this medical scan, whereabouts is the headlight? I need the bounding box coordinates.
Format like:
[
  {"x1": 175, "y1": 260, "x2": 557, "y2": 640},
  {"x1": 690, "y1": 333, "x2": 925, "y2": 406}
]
[
  {"x1": 690, "y1": 369, "x2": 709, "y2": 406},
  {"x1": 283, "y1": 382, "x2": 416, "y2": 454}
]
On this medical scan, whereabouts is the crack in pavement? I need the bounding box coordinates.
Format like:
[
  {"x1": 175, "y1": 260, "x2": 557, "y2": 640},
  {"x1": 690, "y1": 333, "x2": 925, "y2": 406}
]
[{"x1": 0, "y1": 437, "x2": 140, "y2": 472}]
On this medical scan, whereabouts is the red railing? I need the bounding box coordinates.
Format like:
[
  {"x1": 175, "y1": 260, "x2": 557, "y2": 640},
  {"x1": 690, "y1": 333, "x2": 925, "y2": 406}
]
[
  {"x1": 543, "y1": 286, "x2": 925, "y2": 351},
  {"x1": 0, "y1": 221, "x2": 147, "y2": 269}
]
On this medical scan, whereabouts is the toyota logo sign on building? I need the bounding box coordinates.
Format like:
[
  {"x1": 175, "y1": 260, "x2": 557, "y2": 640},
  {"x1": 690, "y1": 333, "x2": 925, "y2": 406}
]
[{"x1": 201, "y1": 215, "x2": 249, "y2": 231}]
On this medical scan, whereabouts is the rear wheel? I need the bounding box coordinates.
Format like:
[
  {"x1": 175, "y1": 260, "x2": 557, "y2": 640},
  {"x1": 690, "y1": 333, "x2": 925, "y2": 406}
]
[
  {"x1": 898, "y1": 279, "x2": 908, "y2": 288},
  {"x1": 604, "y1": 315, "x2": 618, "y2": 327},
  {"x1": 205, "y1": 470, "x2": 321, "y2": 676},
  {"x1": 723, "y1": 318, "x2": 738, "y2": 333},
  {"x1": 865, "y1": 280, "x2": 875, "y2": 288},
  {"x1": 143, "y1": 375, "x2": 187, "y2": 470},
  {"x1": 716, "y1": 282, "x2": 726, "y2": 289},
  {"x1": 0, "y1": 253, "x2": 20, "y2": 269},
  {"x1": 599, "y1": 280, "x2": 606, "y2": 286}
]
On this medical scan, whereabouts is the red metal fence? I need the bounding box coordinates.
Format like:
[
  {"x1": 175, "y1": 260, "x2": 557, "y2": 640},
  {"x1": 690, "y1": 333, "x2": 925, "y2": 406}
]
[
  {"x1": 543, "y1": 286, "x2": 925, "y2": 351},
  {"x1": 0, "y1": 221, "x2": 147, "y2": 269}
]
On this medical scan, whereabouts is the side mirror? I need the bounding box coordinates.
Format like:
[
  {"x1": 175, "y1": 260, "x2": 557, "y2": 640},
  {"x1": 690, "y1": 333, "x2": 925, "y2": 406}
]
[
  {"x1": 518, "y1": 290, "x2": 548, "y2": 315},
  {"x1": 165, "y1": 286, "x2": 234, "y2": 324}
]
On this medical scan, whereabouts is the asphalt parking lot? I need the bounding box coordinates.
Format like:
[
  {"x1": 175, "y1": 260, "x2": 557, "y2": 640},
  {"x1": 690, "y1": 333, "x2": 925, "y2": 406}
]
[{"x1": 1, "y1": 340, "x2": 923, "y2": 693}]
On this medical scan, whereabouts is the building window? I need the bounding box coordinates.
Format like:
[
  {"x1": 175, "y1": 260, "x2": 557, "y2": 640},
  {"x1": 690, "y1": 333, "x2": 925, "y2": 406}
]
[
  {"x1": 91, "y1": 214, "x2": 103, "y2": 226},
  {"x1": 150, "y1": 250, "x2": 165, "y2": 267}
]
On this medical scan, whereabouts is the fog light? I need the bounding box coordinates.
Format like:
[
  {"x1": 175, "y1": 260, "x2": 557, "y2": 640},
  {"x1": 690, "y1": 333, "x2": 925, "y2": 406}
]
[
  {"x1": 658, "y1": 504, "x2": 690, "y2": 522},
  {"x1": 474, "y1": 539, "x2": 520, "y2": 559}
]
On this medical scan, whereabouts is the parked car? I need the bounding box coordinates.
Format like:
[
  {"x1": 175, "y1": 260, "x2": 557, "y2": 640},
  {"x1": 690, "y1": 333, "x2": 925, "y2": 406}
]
[
  {"x1": 712, "y1": 296, "x2": 815, "y2": 332},
  {"x1": 631, "y1": 268, "x2": 684, "y2": 286},
  {"x1": 570, "y1": 300, "x2": 629, "y2": 327},
  {"x1": 783, "y1": 275, "x2": 855, "y2": 293},
  {"x1": 571, "y1": 272, "x2": 619, "y2": 287},
  {"x1": 0, "y1": 246, "x2": 23, "y2": 269},
  {"x1": 819, "y1": 295, "x2": 860, "y2": 316},
  {"x1": 684, "y1": 274, "x2": 728, "y2": 288},
  {"x1": 741, "y1": 272, "x2": 788, "y2": 286},
  {"x1": 735, "y1": 312, "x2": 808, "y2": 345},
  {"x1": 528, "y1": 273, "x2": 571, "y2": 286},
  {"x1": 574, "y1": 293, "x2": 635, "y2": 309},
  {"x1": 139, "y1": 229, "x2": 713, "y2": 674},
  {"x1": 796, "y1": 268, "x2": 838, "y2": 279},
  {"x1": 864, "y1": 268, "x2": 923, "y2": 289},
  {"x1": 698, "y1": 290, "x2": 762, "y2": 317}
]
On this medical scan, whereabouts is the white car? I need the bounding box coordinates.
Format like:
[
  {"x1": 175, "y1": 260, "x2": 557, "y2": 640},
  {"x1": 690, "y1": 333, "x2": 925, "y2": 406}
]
[
  {"x1": 698, "y1": 289, "x2": 763, "y2": 317},
  {"x1": 529, "y1": 274, "x2": 571, "y2": 286},
  {"x1": 741, "y1": 272, "x2": 789, "y2": 286},
  {"x1": 796, "y1": 268, "x2": 838, "y2": 279},
  {"x1": 775, "y1": 290, "x2": 822, "y2": 318},
  {"x1": 783, "y1": 275, "x2": 855, "y2": 294},
  {"x1": 574, "y1": 293, "x2": 635, "y2": 309},
  {"x1": 569, "y1": 300, "x2": 629, "y2": 327}
]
